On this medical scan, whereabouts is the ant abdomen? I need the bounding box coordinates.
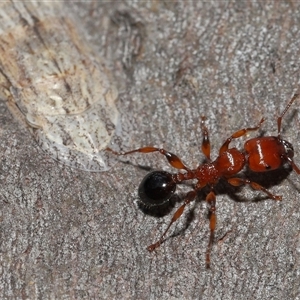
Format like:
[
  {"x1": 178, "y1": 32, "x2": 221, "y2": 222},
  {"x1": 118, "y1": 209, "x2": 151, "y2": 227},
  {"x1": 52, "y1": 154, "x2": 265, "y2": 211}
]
[{"x1": 138, "y1": 171, "x2": 176, "y2": 206}]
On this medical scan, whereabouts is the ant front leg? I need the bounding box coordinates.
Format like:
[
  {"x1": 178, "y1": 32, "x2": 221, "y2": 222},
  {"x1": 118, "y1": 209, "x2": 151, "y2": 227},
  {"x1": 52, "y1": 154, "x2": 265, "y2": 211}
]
[
  {"x1": 219, "y1": 118, "x2": 265, "y2": 154},
  {"x1": 147, "y1": 190, "x2": 197, "y2": 251},
  {"x1": 286, "y1": 156, "x2": 300, "y2": 174},
  {"x1": 108, "y1": 146, "x2": 190, "y2": 171},
  {"x1": 227, "y1": 178, "x2": 282, "y2": 200}
]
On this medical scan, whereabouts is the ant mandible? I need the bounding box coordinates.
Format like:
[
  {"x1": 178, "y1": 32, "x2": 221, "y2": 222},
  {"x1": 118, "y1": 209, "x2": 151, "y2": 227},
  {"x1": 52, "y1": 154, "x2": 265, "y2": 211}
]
[{"x1": 109, "y1": 93, "x2": 300, "y2": 268}]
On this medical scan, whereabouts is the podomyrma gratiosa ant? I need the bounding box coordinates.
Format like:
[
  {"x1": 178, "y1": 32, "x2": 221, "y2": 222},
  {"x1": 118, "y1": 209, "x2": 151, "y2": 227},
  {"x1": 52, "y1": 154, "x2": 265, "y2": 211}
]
[{"x1": 109, "y1": 93, "x2": 300, "y2": 268}]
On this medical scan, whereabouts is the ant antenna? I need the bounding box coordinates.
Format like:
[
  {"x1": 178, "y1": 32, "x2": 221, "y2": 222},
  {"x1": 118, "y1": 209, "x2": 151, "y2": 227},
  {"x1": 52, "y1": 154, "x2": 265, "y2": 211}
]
[{"x1": 277, "y1": 93, "x2": 299, "y2": 137}]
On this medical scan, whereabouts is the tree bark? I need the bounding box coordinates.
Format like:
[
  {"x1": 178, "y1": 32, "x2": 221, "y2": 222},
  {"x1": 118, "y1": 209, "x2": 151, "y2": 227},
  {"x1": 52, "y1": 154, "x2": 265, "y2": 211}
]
[{"x1": 0, "y1": 1, "x2": 299, "y2": 299}]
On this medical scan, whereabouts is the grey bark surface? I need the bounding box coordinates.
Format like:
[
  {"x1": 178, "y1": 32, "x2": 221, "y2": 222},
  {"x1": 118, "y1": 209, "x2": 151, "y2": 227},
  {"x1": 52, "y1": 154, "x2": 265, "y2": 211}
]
[{"x1": 1, "y1": 1, "x2": 300, "y2": 299}]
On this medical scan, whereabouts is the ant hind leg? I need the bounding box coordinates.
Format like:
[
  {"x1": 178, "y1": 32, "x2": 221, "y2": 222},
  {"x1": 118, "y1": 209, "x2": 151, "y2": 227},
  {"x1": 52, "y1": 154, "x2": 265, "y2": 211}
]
[
  {"x1": 107, "y1": 146, "x2": 190, "y2": 171},
  {"x1": 147, "y1": 190, "x2": 197, "y2": 252}
]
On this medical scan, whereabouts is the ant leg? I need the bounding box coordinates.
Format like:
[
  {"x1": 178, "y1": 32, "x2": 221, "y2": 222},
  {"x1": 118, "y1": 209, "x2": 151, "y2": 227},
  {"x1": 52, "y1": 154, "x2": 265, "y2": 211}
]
[
  {"x1": 147, "y1": 190, "x2": 197, "y2": 251},
  {"x1": 206, "y1": 191, "x2": 216, "y2": 269},
  {"x1": 286, "y1": 157, "x2": 300, "y2": 174},
  {"x1": 219, "y1": 118, "x2": 265, "y2": 154},
  {"x1": 107, "y1": 146, "x2": 190, "y2": 171},
  {"x1": 277, "y1": 93, "x2": 299, "y2": 137},
  {"x1": 201, "y1": 116, "x2": 211, "y2": 160},
  {"x1": 227, "y1": 178, "x2": 282, "y2": 200}
]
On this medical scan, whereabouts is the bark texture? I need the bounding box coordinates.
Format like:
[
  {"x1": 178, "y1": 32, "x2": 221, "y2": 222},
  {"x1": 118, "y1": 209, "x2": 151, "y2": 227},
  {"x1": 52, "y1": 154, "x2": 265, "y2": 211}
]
[{"x1": 0, "y1": 1, "x2": 299, "y2": 299}]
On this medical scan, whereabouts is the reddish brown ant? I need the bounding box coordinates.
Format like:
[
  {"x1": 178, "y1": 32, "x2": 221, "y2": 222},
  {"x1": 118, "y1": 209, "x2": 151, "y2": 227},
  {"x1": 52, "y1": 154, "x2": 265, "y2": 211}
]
[{"x1": 109, "y1": 93, "x2": 300, "y2": 268}]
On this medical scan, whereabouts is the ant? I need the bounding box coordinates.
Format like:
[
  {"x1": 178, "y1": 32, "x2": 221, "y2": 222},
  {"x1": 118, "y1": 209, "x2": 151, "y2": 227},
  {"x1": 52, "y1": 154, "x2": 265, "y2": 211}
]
[{"x1": 109, "y1": 93, "x2": 300, "y2": 268}]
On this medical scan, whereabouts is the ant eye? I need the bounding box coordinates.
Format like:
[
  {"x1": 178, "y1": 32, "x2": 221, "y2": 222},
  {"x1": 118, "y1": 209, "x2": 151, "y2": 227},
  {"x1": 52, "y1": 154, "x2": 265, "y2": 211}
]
[{"x1": 138, "y1": 171, "x2": 176, "y2": 206}]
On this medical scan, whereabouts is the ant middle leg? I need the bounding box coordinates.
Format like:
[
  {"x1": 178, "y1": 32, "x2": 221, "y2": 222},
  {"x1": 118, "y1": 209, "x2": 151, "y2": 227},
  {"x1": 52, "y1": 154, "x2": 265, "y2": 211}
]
[
  {"x1": 219, "y1": 118, "x2": 265, "y2": 154},
  {"x1": 227, "y1": 177, "x2": 282, "y2": 200},
  {"x1": 201, "y1": 116, "x2": 211, "y2": 160},
  {"x1": 147, "y1": 190, "x2": 197, "y2": 252},
  {"x1": 108, "y1": 146, "x2": 190, "y2": 171},
  {"x1": 206, "y1": 191, "x2": 217, "y2": 269}
]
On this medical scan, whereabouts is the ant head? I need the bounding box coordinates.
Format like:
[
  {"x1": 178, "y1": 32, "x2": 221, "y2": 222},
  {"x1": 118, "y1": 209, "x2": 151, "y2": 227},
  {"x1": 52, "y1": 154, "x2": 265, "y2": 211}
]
[
  {"x1": 138, "y1": 171, "x2": 176, "y2": 206},
  {"x1": 282, "y1": 139, "x2": 294, "y2": 159}
]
